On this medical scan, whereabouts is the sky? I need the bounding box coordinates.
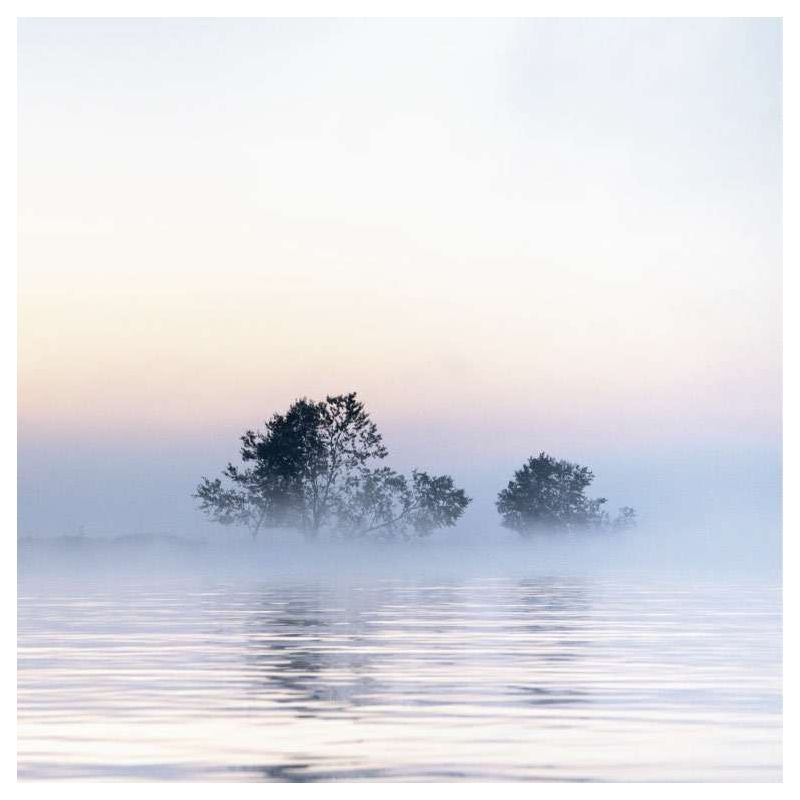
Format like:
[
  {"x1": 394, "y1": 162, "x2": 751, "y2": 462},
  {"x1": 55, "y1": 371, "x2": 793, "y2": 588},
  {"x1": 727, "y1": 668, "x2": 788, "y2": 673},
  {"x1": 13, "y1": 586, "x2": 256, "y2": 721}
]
[{"x1": 17, "y1": 18, "x2": 782, "y2": 549}]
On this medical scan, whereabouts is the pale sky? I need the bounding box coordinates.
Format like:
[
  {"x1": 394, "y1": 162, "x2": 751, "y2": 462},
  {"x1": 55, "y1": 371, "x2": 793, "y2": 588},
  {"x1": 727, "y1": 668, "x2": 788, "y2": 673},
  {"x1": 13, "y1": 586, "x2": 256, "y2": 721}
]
[{"x1": 17, "y1": 19, "x2": 782, "y2": 541}]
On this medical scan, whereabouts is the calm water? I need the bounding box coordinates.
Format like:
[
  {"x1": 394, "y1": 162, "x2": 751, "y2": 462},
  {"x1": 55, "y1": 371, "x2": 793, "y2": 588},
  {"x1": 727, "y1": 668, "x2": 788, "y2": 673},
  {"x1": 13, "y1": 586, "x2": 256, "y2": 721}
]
[{"x1": 18, "y1": 570, "x2": 781, "y2": 781}]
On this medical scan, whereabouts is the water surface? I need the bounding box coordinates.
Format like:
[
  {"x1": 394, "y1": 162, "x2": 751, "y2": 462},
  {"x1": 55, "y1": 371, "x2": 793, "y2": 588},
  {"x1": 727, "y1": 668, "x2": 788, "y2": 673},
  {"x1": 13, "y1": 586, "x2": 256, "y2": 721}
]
[{"x1": 18, "y1": 568, "x2": 781, "y2": 781}]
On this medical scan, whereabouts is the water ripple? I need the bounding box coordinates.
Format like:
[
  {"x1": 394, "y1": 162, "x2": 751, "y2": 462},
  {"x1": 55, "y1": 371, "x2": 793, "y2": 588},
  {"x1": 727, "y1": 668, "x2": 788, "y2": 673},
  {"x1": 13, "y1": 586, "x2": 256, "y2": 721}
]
[{"x1": 18, "y1": 576, "x2": 781, "y2": 781}]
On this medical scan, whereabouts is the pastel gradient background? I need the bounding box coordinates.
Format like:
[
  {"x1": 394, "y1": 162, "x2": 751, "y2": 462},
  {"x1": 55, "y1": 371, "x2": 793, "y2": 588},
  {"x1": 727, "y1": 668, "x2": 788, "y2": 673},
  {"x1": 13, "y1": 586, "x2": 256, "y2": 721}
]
[{"x1": 18, "y1": 19, "x2": 781, "y2": 559}]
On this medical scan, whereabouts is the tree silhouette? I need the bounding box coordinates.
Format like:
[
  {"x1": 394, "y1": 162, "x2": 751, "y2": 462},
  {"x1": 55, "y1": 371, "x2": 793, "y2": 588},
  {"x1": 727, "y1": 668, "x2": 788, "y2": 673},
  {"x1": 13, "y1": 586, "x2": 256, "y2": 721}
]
[
  {"x1": 195, "y1": 392, "x2": 470, "y2": 540},
  {"x1": 496, "y1": 452, "x2": 635, "y2": 536}
]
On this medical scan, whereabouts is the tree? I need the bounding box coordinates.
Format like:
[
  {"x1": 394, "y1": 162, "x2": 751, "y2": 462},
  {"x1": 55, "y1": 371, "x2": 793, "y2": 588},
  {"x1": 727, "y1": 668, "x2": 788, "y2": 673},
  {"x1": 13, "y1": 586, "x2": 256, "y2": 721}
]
[
  {"x1": 195, "y1": 392, "x2": 470, "y2": 540},
  {"x1": 336, "y1": 467, "x2": 471, "y2": 540},
  {"x1": 496, "y1": 452, "x2": 635, "y2": 536}
]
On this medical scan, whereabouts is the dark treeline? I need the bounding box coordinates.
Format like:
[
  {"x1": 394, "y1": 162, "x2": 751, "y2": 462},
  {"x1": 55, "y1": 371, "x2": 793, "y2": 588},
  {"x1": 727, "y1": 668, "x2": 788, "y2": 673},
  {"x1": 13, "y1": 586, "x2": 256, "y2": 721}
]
[{"x1": 195, "y1": 393, "x2": 636, "y2": 541}]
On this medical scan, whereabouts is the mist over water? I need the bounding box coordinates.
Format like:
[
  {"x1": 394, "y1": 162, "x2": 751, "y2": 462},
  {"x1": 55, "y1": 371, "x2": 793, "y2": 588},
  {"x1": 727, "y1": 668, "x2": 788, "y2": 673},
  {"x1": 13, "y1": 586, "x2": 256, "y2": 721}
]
[
  {"x1": 16, "y1": 520, "x2": 782, "y2": 584},
  {"x1": 17, "y1": 435, "x2": 782, "y2": 574},
  {"x1": 17, "y1": 427, "x2": 782, "y2": 783},
  {"x1": 18, "y1": 517, "x2": 782, "y2": 782}
]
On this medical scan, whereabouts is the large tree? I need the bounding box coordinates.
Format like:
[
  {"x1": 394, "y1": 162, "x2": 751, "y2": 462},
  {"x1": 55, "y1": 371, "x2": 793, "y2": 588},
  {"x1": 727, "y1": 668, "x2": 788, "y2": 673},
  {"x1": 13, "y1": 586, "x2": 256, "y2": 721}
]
[
  {"x1": 496, "y1": 452, "x2": 635, "y2": 535},
  {"x1": 195, "y1": 393, "x2": 470, "y2": 540}
]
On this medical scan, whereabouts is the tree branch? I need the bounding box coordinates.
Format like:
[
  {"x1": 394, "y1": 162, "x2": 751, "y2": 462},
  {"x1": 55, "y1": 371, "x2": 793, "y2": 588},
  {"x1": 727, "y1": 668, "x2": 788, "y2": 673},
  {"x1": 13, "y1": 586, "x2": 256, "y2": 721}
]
[{"x1": 358, "y1": 501, "x2": 420, "y2": 535}]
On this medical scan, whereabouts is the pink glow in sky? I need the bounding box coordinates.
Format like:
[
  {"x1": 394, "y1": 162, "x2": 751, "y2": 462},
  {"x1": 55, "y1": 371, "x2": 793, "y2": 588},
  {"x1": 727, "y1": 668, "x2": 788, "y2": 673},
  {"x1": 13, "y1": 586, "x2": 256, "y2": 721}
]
[{"x1": 17, "y1": 19, "x2": 781, "y2": 538}]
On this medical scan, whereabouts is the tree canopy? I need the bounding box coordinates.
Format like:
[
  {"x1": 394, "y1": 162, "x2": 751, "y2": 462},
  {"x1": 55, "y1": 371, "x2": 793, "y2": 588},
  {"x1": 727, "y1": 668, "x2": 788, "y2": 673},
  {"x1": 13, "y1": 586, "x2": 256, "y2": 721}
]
[
  {"x1": 496, "y1": 452, "x2": 636, "y2": 535},
  {"x1": 195, "y1": 393, "x2": 470, "y2": 540}
]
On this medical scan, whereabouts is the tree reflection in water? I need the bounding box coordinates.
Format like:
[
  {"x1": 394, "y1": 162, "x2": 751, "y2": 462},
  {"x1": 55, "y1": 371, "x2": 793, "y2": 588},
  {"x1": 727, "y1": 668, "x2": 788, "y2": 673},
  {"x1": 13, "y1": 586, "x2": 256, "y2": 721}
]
[{"x1": 242, "y1": 579, "x2": 594, "y2": 718}]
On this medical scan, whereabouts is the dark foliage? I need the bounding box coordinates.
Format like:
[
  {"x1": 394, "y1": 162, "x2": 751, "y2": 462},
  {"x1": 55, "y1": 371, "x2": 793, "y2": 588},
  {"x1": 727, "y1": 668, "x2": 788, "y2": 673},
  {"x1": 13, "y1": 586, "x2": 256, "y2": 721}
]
[
  {"x1": 496, "y1": 452, "x2": 635, "y2": 535},
  {"x1": 195, "y1": 392, "x2": 470, "y2": 540}
]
